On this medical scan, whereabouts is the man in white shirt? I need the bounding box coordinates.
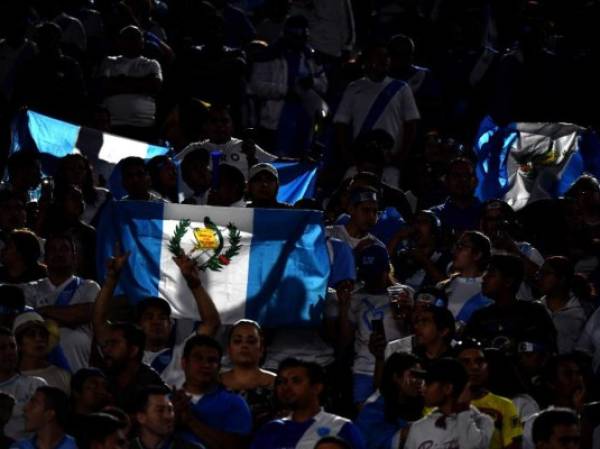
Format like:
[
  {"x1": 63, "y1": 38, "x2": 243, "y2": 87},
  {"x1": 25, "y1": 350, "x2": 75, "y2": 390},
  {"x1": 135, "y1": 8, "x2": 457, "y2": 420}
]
[
  {"x1": 0, "y1": 327, "x2": 46, "y2": 441},
  {"x1": 19, "y1": 234, "x2": 100, "y2": 372},
  {"x1": 334, "y1": 42, "x2": 420, "y2": 167},
  {"x1": 98, "y1": 25, "x2": 162, "y2": 140},
  {"x1": 405, "y1": 358, "x2": 494, "y2": 449},
  {"x1": 327, "y1": 187, "x2": 384, "y2": 250}
]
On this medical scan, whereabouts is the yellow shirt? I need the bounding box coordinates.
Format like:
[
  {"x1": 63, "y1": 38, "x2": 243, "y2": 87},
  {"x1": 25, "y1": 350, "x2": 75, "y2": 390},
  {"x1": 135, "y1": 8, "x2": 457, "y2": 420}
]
[{"x1": 472, "y1": 392, "x2": 523, "y2": 449}]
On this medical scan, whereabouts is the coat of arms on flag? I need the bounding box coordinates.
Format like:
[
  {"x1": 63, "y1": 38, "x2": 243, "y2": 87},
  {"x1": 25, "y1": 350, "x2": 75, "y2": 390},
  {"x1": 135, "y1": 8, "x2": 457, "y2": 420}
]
[{"x1": 168, "y1": 217, "x2": 241, "y2": 272}]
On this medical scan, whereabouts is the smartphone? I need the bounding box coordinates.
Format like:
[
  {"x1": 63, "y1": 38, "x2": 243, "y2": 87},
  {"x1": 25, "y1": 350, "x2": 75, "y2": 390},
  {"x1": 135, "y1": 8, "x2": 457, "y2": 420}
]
[{"x1": 371, "y1": 318, "x2": 386, "y2": 339}]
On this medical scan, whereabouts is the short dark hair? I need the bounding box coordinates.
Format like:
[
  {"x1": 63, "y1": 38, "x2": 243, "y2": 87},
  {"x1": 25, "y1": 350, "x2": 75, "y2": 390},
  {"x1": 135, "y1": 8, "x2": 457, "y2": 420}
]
[
  {"x1": 219, "y1": 163, "x2": 246, "y2": 197},
  {"x1": 315, "y1": 436, "x2": 352, "y2": 449},
  {"x1": 182, "y1": 148, "x2": 210, "y2": 170},
  {"x1": 37, "y1": 386, "x2": 70, "y2": 429},
  {"x1": 426, "y1": 307, "x2": 456, "y2": 342},
  {"x1": 532, "y1": 408, "x2": 579, "y2": 444},
  {"x1": 9, "y1": 229, "x2": 41, "y2": 266},
  {"x1": 71, "y1": 368, "x2": 106, "y2": 394},
  {"x1": 381, "y1": 352, "x2": 420, "y2": 402},
  {"x1": 454, "y1": 338, "x2": 485, "y2": 357},
  {"x1": 488, "y1": 254, "x2": 525, "y2": 294},
  {"x1": 277, "y1": 358, "x2": 325, "y2": 385},
  {"x1": 120, "y1": 156, "x2": 147, "y2": 173},
  {"x1": 134, "y1": 385, "x2": 171, "y2": 414},
  {"x1": 109, "y1": 322, "x2": 146, "y2": 361},
  {"x1": 44, "y1": 233, "x2": 76, "y2": 256},
  {"x1": 182, "y1": 334, "x2": 223, "y2": 360},
  {"x1": 460, "y1": 231, "x2": 491, "y2": 270},
  {"x1": 77, "y1": 413, "x2": 126, "y2": 449}
]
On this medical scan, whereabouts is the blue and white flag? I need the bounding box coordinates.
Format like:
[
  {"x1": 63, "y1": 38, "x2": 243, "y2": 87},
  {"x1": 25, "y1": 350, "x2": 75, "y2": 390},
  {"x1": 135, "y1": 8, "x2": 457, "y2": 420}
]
[
  {"x1": 11, "y1": 110, "x2": 169, "y2": 182},
  {"x1": 96, "y1": 202, "x2": 331, "y2": 327},
  {"x1": 475, "y1": 116, "x2": 600, "y2": 210}
]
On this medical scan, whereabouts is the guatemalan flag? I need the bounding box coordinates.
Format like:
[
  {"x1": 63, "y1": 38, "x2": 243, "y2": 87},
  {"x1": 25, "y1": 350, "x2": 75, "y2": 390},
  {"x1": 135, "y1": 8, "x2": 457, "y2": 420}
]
[
  {"x1": 474, "y1": 116, "x2": 600, "y2": 210},
  {"x1": 11, "y1": 110, "x2": 169, "y2": 183},
  {"x1": 96, "y1": 201, "x2": 331, "y2": 327}
]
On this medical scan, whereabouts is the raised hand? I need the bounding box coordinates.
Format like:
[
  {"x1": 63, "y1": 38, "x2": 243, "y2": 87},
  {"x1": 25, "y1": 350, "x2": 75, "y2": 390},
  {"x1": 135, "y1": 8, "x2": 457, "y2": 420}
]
[
  {"x1": 106, "y1": 242, "x2": 130, "y2": 280},
  {"x1": 173, "y1": 254, "x2": 202, "y2": 289}
]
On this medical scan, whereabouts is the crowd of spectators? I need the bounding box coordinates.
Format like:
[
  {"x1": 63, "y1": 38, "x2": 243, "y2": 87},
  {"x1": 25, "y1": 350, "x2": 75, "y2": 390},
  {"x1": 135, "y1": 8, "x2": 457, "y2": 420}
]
[{"x1": 1, "y1": 1, "x2": 600, "y2": 449}]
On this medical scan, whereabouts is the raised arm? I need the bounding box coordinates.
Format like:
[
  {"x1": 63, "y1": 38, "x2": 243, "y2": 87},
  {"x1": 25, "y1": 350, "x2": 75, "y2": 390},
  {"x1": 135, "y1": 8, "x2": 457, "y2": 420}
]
[
  {"x1": 92, "y1": 244, "x2": 130, "y2": 344},
  {"x1": 173, "y1": 255, "x2": 221, "y2": 337}
]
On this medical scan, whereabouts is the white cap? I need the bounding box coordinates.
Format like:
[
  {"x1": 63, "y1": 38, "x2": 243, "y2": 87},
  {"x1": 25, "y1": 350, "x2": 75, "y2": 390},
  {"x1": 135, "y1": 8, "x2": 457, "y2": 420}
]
[
  {"x1": 12, "y1": 311, "x2": 47, "y2": 335},
  {"x1": 248, "y1": 163, "x2": 278, "y2": 182}
]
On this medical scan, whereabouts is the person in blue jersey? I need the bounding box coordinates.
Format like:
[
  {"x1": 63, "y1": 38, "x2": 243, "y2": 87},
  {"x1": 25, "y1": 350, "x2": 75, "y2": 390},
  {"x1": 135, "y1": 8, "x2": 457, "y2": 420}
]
[
  {"x1": 11, "y1": 386, "x2": 77, "y2": 449},
  {"x1": 356, "y1": 353, "x2": 424, "y2": 449},
  {"x1": 437, "y1": 230, "x2": 492, "y2": 325},
  {"x1": 251, "y1": 358, "x2": 366, "y2": 449},
  {"x1": 430, "y1": 157, "x2": 482, "y2": 239},
  {"x1": 172, "y1": 335, "x2": 252, "y2": 448}
]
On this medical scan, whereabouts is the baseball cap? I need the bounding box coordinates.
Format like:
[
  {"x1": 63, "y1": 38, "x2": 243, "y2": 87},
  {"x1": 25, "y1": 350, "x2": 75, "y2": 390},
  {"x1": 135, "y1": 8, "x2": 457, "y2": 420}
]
[
  {"x1": 517, "y1": 340, "x2": 547, "y2": 354},
  {"x1": 356, "y1": 244, "x2": 390, "y2": 280},
  {"x1": 12, "y1": 311, "x2": 48, "y2": 336},
  {"x1": 136, "y1": 297, "x2": 172, "y2": 321},
  {"x1": 249, "y1": 163, "x2": 278, "y2": 182},
  {"x1": 349, "y1": 187, "x2": 378, "y2": 206}
]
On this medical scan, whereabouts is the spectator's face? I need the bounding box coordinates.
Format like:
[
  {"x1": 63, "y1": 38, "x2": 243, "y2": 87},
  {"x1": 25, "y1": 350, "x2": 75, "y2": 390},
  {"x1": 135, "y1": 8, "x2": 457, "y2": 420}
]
[
  {"x1": 423, "y1": 380, "x2": 446, "y2": 407},
  {"x1": 414, "y1": 213, "x2": 434, "y2": 240},
  {"x1": 24, "y1": 391, "x2": 48, "y2": 432},
  {"x1": 551, "y1": 361, "x2": 584, "y2": 399},
  {"x1": 205, "y1": 109, "x2": 233, "y2": 144},
  {"x1": 119, "y1": 30, "x2": 144, "y2": 57},
  {"x1": 349, "y1": 200, "x2": 378, "y2": 233},
  {"x1": 182, "y1": 345, "x2": 220, "y2": 386},
  {"x1": 458, "y1": 348, "x2": 488, "y2": 387},
  {"x1": 122, "y1": 164, "x2": 151, "y2": 198},
  {"x1": 138, "y1": 306, "x2": 172, "y2": 346},
  {"x1": 1, "y1": 240, "x2": 22, "y2": 267},
  {"x1": 63, "y1": 188, "x2": 85, "y2": 218},
  {"x1": 157, "y1": 160, "x2": 177, "y2": 191},
  {"x1": 228, "y1": 324, "x2": 263, "y2": 367},
  {"x1": 96, "y1": 429, "x2": 129, "y2": 449},
  {"x1": 413, "y1": 311, "x2": 442, "y2": 347},
  {"x1": 482, "y1": 267, "x2": 507, "y2": 298},
  {"x1": 137, "y1": 394, "x2": 175, "y2": 438},
  {"x1": 540, "y1": 423, "x2": 581, "y2": 449},
  {"x1": 452, "y1": 236, "x2": 478, "y2": 271},
  {"x1": 394, "y1": 365, "x2": 425, "y2": 398},
  {"x1": 518, "y1": 352, "x2": 546, "y2": 378},
  {"x1": 45, "y1": 238, "x2": 75, "y2": 273},
  {"x1": 0, "y1": 335, "x2": 17, "y2": 373},
  {"x1": 103, "y1": 330, "x2": 134, "y2": 372},
  {"x1": 480, "y1": 208, "x2": 504, "y2": 238},
  {"x1": 364, "y1": 47, "x2": 390, "y2": 79},
  {"x1": 536, "y1": 263, "x2": 562, "y2": 295},
  {"x1": 18, "y1": 326, "x2": 50, "y2": 359},
  {"x1": 249, "y1": 172, "x2": 278, "y2": 203},
  {"x1": 182, "y1": 161, "x2": 211, "y2": 193},
  {"x1": 78, "y1": 376, "x2": 112, "y2": 411},
  {"x1": 446, "y1": 161, "x2": 476, "y2": 199},
  {"x1": 64, "y1": 157, "x2": 88, "y2": 187},
  {"x1": 0, "y1": 199, "x2": 27, "y2": 231},
  {"x1": 276, "y1": 367, "x2": 320, "y2": 409}
]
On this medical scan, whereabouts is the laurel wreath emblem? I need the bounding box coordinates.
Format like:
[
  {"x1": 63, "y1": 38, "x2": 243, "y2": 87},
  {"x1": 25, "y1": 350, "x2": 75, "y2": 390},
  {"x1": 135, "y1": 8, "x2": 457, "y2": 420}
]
[{"x1": 168, "y1": 217, "x2": 241, "y2": 272}]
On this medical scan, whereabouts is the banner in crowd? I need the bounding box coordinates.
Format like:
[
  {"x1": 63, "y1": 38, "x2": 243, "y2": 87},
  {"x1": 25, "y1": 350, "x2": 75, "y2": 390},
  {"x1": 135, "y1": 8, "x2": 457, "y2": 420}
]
[
  {"x1": 11, "y1": 110, "x2": 169, "y2": 182},
  {"x1": 96, "y1": 201, "x2": 331, "y2": 326},
  {"x1": 474, "y1": 116, "x2": 600, "y2": 210}
]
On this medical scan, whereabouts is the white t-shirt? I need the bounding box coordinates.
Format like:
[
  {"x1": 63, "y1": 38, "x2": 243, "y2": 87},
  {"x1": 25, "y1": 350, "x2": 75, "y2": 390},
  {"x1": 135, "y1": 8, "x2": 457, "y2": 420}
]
[
  {"x1": 542, "y1": 293, "x2": 587, "y2": 354},
  {"x1": 326, "y1": 224, "x2": 383, "y2": 250},
  {"x1": 99, "y1": 55, "x2": 162, "y2": 127},
  {"x1": 576, "y1": 307, "x2": 600, "y2": 374},
  {"x1": 439, "y1": 275, "x2": 484, "y2": 318},
  {"x1": 334, "y1": 76, "x2": 420, "y2": 154},
  {"x1": 20, "y1": 276, "x2": 100, "y2": 372},
  {"x1": 143, "y1": 337, "x2": 189, "y2": 389},
  {"x1": 404, "y1": 406, "x2": 494, "y2": 449},
  {"x1": 0, "y1": 374, "x2": 47, "y2": 440},
  {"x1": 346, "y1": 289, "x2": 412, "y2": 375}
]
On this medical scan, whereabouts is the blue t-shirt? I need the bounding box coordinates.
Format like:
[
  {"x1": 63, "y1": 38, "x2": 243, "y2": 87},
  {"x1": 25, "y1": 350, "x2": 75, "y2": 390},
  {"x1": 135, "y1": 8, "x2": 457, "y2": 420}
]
[
  {"x1": 251, "y1": 412, "x2": 366, "y2": 449},
  {"x1": 177, "y1": 386, "x2": 252, "y2": 446},
  {"x1": 356, "y1": 395, "x2": 409, "y2": 449},
  {"x1": 11, "y1": 435, "x2": 78, "y2": 449}
]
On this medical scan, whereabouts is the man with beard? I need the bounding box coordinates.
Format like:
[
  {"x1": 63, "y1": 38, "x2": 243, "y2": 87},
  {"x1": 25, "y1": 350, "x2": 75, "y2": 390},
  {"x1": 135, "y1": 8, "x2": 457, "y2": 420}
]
[
  {"x1": 101, "y1": 322, "x2": 165, "y2": 412},
  {"x1": 251, "y1": 358, "x2": 365, "y2": 449},
  {"x1": 131, "y1": 386, "x2": 201, "y2": 449}
]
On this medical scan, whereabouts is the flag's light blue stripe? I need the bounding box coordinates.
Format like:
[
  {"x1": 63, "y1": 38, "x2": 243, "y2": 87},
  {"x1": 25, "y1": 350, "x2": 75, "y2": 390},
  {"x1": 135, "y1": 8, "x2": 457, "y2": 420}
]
[
  {"x1": 245, "y1": 208, "x2": 330, "y2": 327},
  {"x1": 274, "y1": 162, "x2": 318, "y2": 204},
  {"x1": 27, "y1": 110, "x2": 80, "y2": 157},
  {"x1": 96, "y1": 201, "x2": 163, "y2": 301}
]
